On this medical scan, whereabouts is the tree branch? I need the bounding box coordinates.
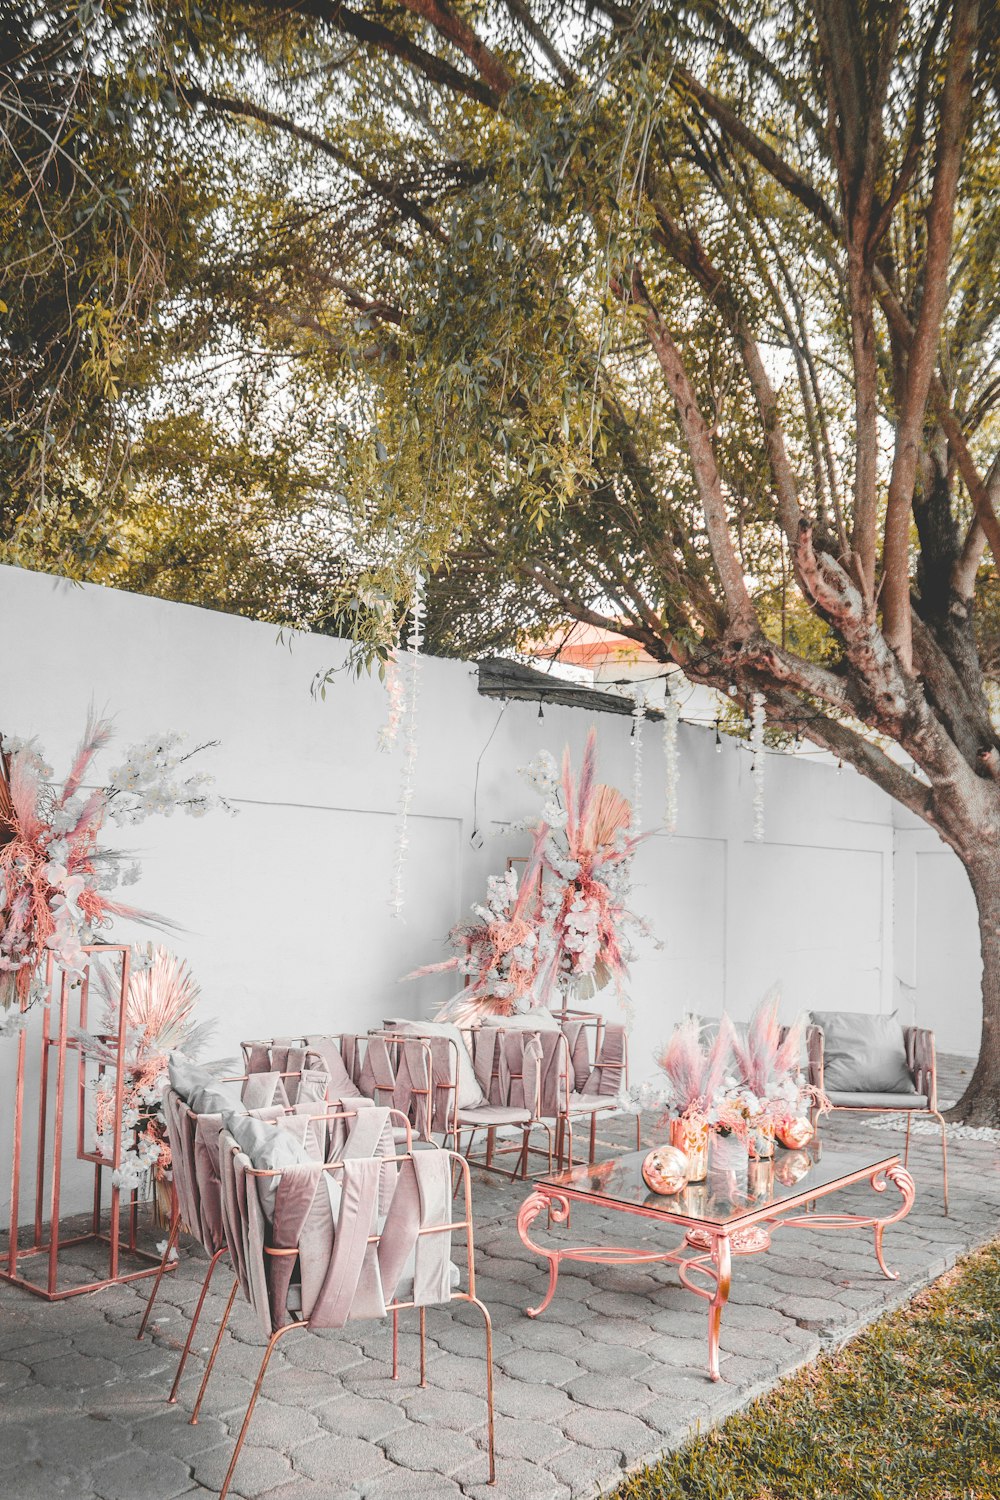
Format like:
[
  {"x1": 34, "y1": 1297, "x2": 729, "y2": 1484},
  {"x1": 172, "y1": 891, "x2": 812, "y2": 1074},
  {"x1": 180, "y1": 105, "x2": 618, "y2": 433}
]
[
  {"x1": 397, "y1": 0, "x2": 515, "y2": 98},
  {"x1": 881, "y1": 0, "x2": 979, "y2": 666}
]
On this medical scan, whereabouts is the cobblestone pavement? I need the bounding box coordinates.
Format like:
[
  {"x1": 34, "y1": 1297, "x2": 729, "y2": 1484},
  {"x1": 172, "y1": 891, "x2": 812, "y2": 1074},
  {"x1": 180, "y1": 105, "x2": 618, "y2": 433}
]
[{"x1": 2, "y1": 1055, "x2": 997, "y2": 1500}]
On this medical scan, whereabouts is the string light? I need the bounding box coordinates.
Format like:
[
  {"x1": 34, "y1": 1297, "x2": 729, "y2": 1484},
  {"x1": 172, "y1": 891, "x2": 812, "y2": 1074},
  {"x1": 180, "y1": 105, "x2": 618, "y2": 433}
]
[{"x1": 714, "y1": 719, "x2": 723, "y2": 753}]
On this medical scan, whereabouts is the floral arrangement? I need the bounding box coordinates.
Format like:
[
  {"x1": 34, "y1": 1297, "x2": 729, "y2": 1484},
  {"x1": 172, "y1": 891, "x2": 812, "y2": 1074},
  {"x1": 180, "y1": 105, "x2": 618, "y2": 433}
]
[
  {"x1": 407, "y1": 723, "x2": 650, "y2": 1026},
  {"x1": 402, "y1": 833, "x2": 548, "y2": 1024},
  {"x1": 77, "y1": 945, "x2": 213, "y2": 1215},
  {"x1": 528, "y1": 729, "x2": 648, "y2": 1003},
  {"x1": 655, "y1": 1016, "x2": 733, "y2": 1122},
  {"x1": 655, "y1": 1001, "x2": 824, "y2": 1161},
  {"x1": 404, "y1": 728, "x2": 650, "y2": 1023},
  {"x1": 727, "y1": 993, "x2": 827, "y2": 1133},
  {"x1": 0, "y1": 715, "x2": 230, "y2": 1012}
]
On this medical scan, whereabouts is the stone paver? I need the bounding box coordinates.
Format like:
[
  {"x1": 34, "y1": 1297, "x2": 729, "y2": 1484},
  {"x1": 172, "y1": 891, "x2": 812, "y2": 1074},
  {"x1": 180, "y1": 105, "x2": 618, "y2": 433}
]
[{"x1": 0, "y1": 1054, "x2": 997, "y2": 1499}]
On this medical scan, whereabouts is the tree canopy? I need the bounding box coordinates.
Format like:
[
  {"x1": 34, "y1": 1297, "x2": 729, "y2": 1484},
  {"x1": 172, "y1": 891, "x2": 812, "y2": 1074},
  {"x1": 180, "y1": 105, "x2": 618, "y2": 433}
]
[{"x1": 5, "y1": 2, "x2": 1000, "y2": 1115}]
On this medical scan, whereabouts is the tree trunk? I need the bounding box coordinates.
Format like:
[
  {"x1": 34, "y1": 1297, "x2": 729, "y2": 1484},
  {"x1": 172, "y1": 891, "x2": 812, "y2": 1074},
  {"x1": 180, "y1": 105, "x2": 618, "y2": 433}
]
[{"x1": 947, "y1": 847, "x2": 1000, "y2": 1126}]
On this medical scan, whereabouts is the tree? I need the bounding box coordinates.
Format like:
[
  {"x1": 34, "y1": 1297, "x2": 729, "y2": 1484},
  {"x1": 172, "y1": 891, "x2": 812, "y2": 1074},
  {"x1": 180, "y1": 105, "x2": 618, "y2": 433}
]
[{"x1": 8, "y1": 4, "x2": 1000, "y2": 1117}]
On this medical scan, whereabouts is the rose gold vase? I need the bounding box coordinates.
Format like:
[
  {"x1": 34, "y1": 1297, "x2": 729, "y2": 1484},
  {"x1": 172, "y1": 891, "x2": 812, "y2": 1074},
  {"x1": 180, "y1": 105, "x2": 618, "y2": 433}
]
[{"x1": 669, "y1": 1116, "x2": 708, "y2": 1182}]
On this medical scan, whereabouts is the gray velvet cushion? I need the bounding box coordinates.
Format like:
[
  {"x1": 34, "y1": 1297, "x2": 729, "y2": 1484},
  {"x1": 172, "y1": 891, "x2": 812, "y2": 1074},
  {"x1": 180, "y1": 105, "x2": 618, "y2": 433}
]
[
  {"x1": 188, "y1": 1082, "x2": 245, "y2": 1116},
  {"x1": 827, "y1": 1090, "x2": 928, "y2": 1109},
  {"x1": 169, "y1": 1054, "x2": 244, "y2": 1115},
  {"x1": 489, "y1": 1009, "x2": 561, "y2": 1032},
  {"x1": 223, "y1": 1112, "x2": 317, "y2": 1220},
  {"x1": 811, "y1": 1011, "x2": 915, "y2": 1094}
]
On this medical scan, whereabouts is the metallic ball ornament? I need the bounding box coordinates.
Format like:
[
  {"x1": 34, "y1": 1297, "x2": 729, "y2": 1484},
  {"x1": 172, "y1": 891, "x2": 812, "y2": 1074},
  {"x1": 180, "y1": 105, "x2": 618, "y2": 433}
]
[
  {"x1": 775, "y1": 1149, "x2": 813, "y2": 1186},
  {"x1": 776, "y1": 1116, "x2": 815, "y2": 1150},
  {"x1": 641, "y1": 1145, "x2": 689, "y2": 1195}
]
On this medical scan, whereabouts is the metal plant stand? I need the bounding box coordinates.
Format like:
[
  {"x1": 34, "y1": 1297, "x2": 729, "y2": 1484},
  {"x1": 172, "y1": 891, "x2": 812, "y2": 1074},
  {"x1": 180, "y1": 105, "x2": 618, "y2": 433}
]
[{"x1": 3, "y1": 943, "x2": 173, "y2": 1299}]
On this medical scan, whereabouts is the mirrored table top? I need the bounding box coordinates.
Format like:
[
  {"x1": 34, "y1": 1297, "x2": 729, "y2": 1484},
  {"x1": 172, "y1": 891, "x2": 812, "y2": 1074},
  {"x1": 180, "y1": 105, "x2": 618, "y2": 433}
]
[{"x1": 537, "y1": 1145, "x2": 901, "y2": 1227}]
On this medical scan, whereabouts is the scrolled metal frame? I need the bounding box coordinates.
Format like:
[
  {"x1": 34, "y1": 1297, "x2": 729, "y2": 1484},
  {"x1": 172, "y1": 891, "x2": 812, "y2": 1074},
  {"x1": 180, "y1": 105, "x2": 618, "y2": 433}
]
[{"x1": 516, "y1": 1153, "x2": 916, "y2": 1382}]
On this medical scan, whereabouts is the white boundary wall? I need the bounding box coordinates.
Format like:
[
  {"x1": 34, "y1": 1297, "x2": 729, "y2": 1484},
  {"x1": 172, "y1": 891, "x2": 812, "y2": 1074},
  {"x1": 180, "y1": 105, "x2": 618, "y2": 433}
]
[{"x1": 0, "y1": 566, "x2": 982, "y2": 1217}]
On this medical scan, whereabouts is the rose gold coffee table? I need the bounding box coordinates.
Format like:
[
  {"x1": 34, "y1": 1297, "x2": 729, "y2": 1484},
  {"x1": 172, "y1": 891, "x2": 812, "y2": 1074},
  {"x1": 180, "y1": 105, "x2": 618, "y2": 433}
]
[{"x1": 516, "y1": 1145, "x2": 915, "y2": 1380}]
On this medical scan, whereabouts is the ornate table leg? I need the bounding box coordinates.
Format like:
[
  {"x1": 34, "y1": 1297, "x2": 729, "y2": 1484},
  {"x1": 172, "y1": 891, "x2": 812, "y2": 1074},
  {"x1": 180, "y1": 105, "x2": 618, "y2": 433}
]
[
  {"x1": 706, "y1": 1232, "x2": 731, "y2": 1382},
  {"x1": 517, "y1": 1190, "x2": 569, "y2": 1319},
  {"x1": 872, "y1": 1163, "x2": 916, "y2": 1278}
]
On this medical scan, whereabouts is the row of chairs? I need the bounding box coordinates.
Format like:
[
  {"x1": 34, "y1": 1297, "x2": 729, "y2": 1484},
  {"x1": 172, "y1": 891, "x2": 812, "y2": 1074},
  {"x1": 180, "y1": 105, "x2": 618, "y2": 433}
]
[
  {"x1": 244, "y1": 1013, "x2": 638, "y2": 1178},
  {"x1": 137, "y1": 1012, "x2": 634, "y2": 1495}
]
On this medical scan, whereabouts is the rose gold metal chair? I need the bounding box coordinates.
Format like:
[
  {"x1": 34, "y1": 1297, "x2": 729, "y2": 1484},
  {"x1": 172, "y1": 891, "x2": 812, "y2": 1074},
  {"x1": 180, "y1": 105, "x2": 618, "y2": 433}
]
[
  {"x1": 548, "y1": 1011, "x2": 638, "y2": 1170},
  {"x1": 196, "y1": 1108, "x2": 495, "y2": 1498},
  {"x1": 136, "y1": 1063, "x2": 330, "y2": 1390},
  {"x1": 806, "y1": 1022, "x2": 949, "y2": 1213}
]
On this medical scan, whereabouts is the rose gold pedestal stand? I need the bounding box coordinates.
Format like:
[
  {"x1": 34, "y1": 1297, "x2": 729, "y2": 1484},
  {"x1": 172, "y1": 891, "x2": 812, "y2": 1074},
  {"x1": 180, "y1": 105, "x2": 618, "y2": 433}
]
[{"x1": 2, "y1": 944, "x2": 175, "y2": 1299}]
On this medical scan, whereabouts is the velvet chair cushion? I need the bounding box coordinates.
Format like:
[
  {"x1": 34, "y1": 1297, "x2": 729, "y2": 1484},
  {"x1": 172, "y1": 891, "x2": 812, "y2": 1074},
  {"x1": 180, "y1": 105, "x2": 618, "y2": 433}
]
[{"x1": 810, "y1": 1011, "x2": 916, "y2": 1095}]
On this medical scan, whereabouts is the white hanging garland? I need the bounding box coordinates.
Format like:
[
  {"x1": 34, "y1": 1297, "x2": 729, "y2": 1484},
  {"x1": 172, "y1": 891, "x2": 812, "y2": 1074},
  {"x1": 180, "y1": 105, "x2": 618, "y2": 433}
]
[
  {"x1": 377, "y1": 652, "x2": 405, "y2": 752},
  {"x1": 663, "y1": 688, "x2": 680, "y2": 835},
  {"x1": 750, "y1": 691, "x2": 766, "y2": 841},
  {"x1": 389, "y1": 573, "x2": 424, "y2": 918},
  {"x1": 630, "y1": 687, "x2": 646, "y2": 832}
]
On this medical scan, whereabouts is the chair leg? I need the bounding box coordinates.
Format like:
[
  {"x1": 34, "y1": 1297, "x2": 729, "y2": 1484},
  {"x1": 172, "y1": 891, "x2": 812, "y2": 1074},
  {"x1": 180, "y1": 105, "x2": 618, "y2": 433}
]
[
  {"x1": 219, "y1": 1324, "x2": 298, "y2": 1500},
  {"x1": 589, "y1": 1112, "x2": 597, "y2": 1164},
  {"x1": 137, "y1": 1209, "x2": 180, "y2": 1340},
  {"x1": 189, "y1": 1274, "x2": 240, "y2": 1423},
  {"x1": 468, "y1": 1296, "x2": 496, "y2": 1485},
  {"x1": 515, "y1": 1127, "x2": 530, "y2": 1179},
  {"x1": 419, "y1": 1306, "x2": 427, "y2": 1388},
  {"x1": 904, "y1": 1113, "x2": 912, "y2": 1166},
  {"x1": 392, "y1": 1307, "x2": 399, "y2": 1380},
  {"x1": 635, "y1": 1111, "x2": 642, "y2": 1151},
  {"x1": 931, "y1": 1111, "x2": 950, "y2": 1215},
  {"x1": 168, "y1": 1246, "x2": 228, "y2": 1404}
]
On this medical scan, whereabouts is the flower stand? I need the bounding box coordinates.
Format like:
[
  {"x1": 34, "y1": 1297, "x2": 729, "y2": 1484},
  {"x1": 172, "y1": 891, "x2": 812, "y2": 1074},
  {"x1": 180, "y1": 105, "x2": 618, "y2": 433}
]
[{"x1": 2, "y1": 945, "x2": 174, "y2": 1299}]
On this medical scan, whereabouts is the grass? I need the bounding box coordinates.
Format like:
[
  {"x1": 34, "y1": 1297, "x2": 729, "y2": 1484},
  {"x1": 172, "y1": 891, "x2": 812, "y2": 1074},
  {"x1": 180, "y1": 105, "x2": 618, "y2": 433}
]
[{"x1": 613, "y1": 1242, "x2": 1000, "y2": 1500}]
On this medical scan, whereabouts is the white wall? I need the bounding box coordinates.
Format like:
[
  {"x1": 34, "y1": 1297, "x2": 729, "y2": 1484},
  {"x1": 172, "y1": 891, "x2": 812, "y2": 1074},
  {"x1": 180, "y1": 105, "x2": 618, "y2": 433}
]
[
  {"x1": 893, "y1": 816, "x2": 982, "y2": 1056},
  {"x1": 0, "y1": 565, "x2": 982, "y2": 1221}
]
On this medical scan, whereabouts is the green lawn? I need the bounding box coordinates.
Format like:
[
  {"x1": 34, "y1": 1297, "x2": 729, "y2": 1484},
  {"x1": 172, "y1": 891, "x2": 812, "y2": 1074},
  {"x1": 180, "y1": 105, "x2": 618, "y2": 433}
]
[{"x1": 613, "y1": 1243, "x2": 1000, "y2": 1500}]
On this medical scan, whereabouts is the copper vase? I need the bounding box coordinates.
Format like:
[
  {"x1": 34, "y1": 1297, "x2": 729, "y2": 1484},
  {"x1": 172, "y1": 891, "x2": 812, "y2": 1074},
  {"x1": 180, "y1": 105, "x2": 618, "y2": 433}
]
[{"x1": 669, "y1": 1116, "x2": 708, "y2": 1182}]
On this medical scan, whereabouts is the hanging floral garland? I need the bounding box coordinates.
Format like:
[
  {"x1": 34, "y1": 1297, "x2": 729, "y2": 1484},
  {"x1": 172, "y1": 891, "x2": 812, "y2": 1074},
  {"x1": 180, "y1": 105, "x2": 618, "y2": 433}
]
[
  {"x1": 389, "y1": 571, "x2": 424, "y2": 919},
  {"x1": 630, "y1": 687, "x2": 646, "y2": 832},
  {"x1": 377, "y1": 652, "x2": 405, "y2": 753},
  {"x1": 663, "y1": 686, "x2": 680, "y2": 835},
  {"x1": 750, "y1": 691, "x2": 767, "y2": 840}
]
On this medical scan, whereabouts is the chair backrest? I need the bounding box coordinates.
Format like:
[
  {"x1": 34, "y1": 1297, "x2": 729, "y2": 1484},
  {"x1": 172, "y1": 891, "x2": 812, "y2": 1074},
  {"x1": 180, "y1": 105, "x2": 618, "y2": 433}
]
[
  {"x1": 220, "y1": 1106, "x2": 462, "y2": 1338},
  {"x1": 470, "y1": 1026, "x2": 545, "y2": 1114},
  {"x1": 364, "y1": 1031, "x2": 442, "y2": 1136},
  {"x1": 559, "y1": 1014, "x2": 628, "y2": 1098},
  {"x1": 240, "y1": 1038, "x2": 330, "y2": 1106}
]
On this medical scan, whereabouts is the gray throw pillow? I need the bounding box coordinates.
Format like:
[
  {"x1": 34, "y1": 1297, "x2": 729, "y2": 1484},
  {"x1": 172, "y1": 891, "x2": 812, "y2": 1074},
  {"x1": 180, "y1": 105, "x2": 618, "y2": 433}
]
[
  {"x1": 811, "y1": 1011, "x2": 915, "y2": 1095},
  {"x1": 223, "y1": 1111, "x2": 316, "y2": 1220},
  {"x1": 188, "y1": 1081, "x2": 245, "y2": 1117},
  {"x1": 168, "y1": 1053, "x2": 220, "y2": 1102},
  {"x1": 489, "y1": 1009, "x2": 561, "y2": 1032}
]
